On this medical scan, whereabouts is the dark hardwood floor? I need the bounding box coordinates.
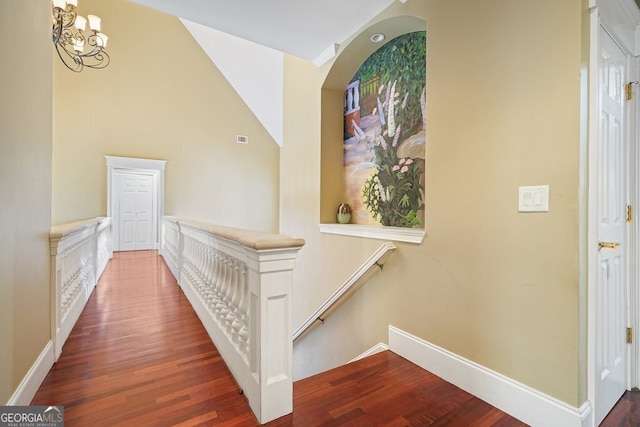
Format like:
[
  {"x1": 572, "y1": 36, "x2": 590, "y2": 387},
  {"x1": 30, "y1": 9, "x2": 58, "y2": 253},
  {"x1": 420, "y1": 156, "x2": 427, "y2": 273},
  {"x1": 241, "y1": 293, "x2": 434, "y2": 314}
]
[
  {"x1": 267, "y1": 350, "x2": 525, "y2": 427},
  {"x1": 30, "y1": 250, "x2": 626, "y2": 426},
  {"x1": 33, "y1": 250, "x2": 255, "y2": 426},
  {"x1": 601, "y1": 390, "x2": 640, "y2": 427}
]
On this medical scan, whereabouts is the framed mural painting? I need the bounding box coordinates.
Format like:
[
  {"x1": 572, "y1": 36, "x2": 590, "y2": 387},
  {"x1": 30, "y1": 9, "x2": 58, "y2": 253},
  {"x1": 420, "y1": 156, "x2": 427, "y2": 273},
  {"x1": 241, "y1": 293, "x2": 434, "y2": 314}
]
[{"x1": 343, "y1": 31, "x2": 426, "y2": 228}]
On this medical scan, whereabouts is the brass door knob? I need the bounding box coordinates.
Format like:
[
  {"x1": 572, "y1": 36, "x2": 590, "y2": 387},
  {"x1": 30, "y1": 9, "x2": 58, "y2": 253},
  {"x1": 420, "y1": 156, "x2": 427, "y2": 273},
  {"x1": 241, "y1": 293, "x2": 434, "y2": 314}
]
[{"x1": 598, "y1": 241, "x2": 620, "y2": 250}]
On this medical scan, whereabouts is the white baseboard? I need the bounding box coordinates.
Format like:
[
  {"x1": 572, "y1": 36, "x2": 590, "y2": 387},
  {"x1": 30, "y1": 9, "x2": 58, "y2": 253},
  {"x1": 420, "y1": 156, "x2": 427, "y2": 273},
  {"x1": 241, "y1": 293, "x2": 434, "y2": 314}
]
[
  {"x1": 349, "y1": 342, "x2": 389, "y2": 363},
  {"x1": 388, "y1": 326, "x2": 592, "y2": 427},
  {"x1": 6, "y1": 340, "x2": 54, "y2": 406}
]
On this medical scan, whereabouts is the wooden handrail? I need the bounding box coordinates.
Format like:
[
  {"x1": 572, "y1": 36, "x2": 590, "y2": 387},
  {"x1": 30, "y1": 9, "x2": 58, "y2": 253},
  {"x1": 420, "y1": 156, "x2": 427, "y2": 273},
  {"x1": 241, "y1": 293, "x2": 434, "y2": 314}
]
[{"x1": 292, "y1": 241, "x2": 396, "y2": 342}]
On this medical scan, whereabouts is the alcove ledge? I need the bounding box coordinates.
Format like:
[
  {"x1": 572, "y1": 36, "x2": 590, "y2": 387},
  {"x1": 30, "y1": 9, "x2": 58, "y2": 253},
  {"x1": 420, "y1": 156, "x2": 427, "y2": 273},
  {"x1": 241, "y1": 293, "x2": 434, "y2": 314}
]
[{"x1": 318, "y1": 223, "x2": 425, "y2": 244}]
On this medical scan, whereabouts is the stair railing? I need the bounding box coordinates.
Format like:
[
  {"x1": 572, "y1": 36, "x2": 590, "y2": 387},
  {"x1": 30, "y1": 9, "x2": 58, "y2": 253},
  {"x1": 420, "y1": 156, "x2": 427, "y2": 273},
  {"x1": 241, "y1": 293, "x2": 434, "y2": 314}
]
[
  {"x1": 292, "y1": 241, "x2": 396, "y2": 342},
  {"x1": 49, "y1": 217, "x2": 113, "y2": 361},
  {"x1": 159, "y1": 216, "x2": 305, "y2": 424}
]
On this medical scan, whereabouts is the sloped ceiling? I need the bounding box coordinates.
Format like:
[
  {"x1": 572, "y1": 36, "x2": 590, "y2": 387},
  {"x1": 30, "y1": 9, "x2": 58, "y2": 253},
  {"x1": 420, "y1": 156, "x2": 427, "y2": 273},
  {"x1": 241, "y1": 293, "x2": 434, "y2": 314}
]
[{"x1": 129, "y1": 0, "x2": 398, "y2": 63}]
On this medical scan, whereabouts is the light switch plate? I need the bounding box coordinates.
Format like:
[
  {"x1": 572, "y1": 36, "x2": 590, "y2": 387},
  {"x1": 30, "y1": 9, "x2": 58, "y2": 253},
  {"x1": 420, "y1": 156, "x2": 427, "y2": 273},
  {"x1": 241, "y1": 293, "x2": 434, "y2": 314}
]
[{"x1": 518, "y1": 185, "x2": 549, "y2": 212}]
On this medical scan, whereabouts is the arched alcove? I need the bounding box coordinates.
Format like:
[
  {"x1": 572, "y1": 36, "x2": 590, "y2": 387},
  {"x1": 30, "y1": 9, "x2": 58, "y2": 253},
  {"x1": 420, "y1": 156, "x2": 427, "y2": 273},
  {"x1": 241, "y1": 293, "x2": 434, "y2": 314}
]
[{"x1": 319, "y1": 15, "x2": 427, "y2": 243}]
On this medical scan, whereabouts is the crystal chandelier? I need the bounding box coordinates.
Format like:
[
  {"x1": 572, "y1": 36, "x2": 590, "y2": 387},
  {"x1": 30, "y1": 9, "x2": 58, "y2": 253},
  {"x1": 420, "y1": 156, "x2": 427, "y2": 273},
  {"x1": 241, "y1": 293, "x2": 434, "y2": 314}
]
[{"x1": 52, "y1": 0, "x2": 109, "y2": 72}]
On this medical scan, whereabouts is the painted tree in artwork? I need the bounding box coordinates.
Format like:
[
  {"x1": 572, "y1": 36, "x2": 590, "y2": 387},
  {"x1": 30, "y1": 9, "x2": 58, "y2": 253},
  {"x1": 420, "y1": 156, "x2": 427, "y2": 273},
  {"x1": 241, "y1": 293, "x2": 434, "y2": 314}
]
[
  {"x1": 344, "y1": 31, "x2": 426, "y2": 228},
  {"x1": 353, "y1": 31, "x2": 426, "y2": 137}
]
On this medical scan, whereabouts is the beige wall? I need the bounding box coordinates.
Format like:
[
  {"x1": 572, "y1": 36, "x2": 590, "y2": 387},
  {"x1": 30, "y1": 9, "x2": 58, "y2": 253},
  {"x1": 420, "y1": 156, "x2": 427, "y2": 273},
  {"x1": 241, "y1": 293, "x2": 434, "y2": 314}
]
[
  {"x1": 283, "y1": 0, "x2": 584, "y2": 406},
  {"x1": 13, "y1": 0, "x2": 585, "y2": 410},
  {"x1": 52, "y1": 0, "x2": 280, "y2": 233},
  {"x1": 0, "y1": 2, "x2": 53, "y2": 404}
]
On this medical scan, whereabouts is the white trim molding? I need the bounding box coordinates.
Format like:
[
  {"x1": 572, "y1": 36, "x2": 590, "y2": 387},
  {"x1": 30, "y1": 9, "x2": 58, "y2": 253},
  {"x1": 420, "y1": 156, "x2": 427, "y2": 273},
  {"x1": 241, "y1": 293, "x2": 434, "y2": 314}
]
[
  {"x1": 313, "y1": 43, "x2": 340, "y2": 67},
  {"x1": 319, "y1": 223, "x2": 425, "y2": 244},
  {"x1": 587, "y1": 3, "x2": 640, "y2": 423},
  {"x1": 596, "y1": 0, "x2": 640, "y2": 55},
  {"x1": 105, "y1": 156, "x2": 166, "y2": 250},
  {"x1": 105, "y1": 156, "x2": 166, "y2": 220},
  {"x1": 6, "y1": 341, "x2": 54, "y2": 405},
  {"x1": 586, "y1": 7, "x2": 601, "y2": 426},
  {"x1": 388, "y1": 326, "x2": 592, "y2": 427},
  {"x1": 632, "y1": 53, "x2": 640, "y2": 391},
  {"x1": 105, "y1": 156, "x2": 167, "y2": 172},
  {"x1": 349, "y1": 342, "x2": 389, "y2": 363}
]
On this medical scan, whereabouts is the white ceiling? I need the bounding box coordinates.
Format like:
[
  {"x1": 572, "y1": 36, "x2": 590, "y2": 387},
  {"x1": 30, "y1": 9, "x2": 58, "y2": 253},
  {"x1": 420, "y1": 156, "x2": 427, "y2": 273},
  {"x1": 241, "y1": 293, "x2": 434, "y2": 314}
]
[{"x1": 129, "y1": 0, "x2": 398, "y2": 63}]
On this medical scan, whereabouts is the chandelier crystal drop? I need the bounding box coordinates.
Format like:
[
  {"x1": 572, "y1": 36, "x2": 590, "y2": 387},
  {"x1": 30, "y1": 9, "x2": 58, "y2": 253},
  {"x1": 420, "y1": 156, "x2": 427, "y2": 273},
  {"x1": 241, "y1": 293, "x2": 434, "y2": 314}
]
[{"x1": 52, "y1": 0, "x2": 110, "y2": 72}]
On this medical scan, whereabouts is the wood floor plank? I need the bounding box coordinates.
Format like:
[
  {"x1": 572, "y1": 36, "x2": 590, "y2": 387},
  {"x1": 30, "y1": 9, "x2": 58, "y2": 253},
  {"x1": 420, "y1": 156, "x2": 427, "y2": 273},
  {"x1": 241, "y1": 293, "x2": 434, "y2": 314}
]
[
  {"x1": 600, "y1": 389, "x2": 640, "y2": 427},
  {"x1": 32, "y1": 250, "x2": 256, "y2": 426},
  {"x1": 266, "y1": 350, "x2": 527, "y2": 427},
  {"x1": 32, "y1": 250, "x2": 615, "y2": 426}
]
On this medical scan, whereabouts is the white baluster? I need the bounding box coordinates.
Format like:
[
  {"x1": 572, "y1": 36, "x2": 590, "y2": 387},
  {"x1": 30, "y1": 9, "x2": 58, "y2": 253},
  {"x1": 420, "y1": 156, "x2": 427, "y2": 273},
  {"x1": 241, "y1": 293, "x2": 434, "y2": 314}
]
[
  {"x1": 159, "y1": 217, "x2": 304, "y2": 424},
  {"x1": 197, "y1": 232, "x2": 208, "y2": 288},
  {"x1": 214, "y1": 255, "x2": 230, "y2": 320},
  {"x1": 206, "y1": 242, "x2": 217, "y2": 307},
  {"x1": 232, "y1": 265, "x2": 247, "y2": 346},
  {"x1": 238, "y1": 277, "x2": 250, "y2": 356},
  {"x1": 197, "y1": 236, "x2": 208, "y2": 297},
  {"x1": 207, "y1": 250, "x2": 221, "y2": 311},
  {"x1": 185, "y1": 234, "x2": 197, "y2": 284},
  {"x1": 201, "y1": 239, "x2": 214, "y2": 309},
  {"x1": 224, "y1": 260, "x2": 241, "y2": 334},
  {"x1": 191, "y1": 232, "x2": 202, "y2": 290},
  {"x1": 220, "y1": 258, "x2": 239, "y2": 329},
  {"x1": 181, "y1": 234, "x2": 190, "y2": 278},
  {"x1": 60, "y1": 250, "x2": 68, "y2": 314},
  {"x1": 345, "y1": 80, "x2": 361, "y2": 113},
  {"x1": 353, "y1": 84, "x2": 360, "y2": 111}
]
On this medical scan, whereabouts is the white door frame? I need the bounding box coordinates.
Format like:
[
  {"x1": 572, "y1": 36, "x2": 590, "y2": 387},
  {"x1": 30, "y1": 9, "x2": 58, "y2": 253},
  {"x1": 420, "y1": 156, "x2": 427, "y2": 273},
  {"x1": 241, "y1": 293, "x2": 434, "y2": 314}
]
[
  {"x1": 106, "y1": 156, "x2": 167, "y2": 251},
  {"x1": 587, "y1": 1, "x2": 640, "y2": 424},
  {"x1": 631, "y1": 54, "x2": 640, "y2": 389}
]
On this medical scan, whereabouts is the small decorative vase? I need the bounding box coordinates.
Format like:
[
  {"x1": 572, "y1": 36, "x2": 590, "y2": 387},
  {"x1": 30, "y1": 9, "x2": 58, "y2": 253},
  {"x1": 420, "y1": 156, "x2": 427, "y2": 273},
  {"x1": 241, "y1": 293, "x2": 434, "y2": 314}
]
[{"x1": 337, "y1": 203, "x2": 352, "y2": 224}]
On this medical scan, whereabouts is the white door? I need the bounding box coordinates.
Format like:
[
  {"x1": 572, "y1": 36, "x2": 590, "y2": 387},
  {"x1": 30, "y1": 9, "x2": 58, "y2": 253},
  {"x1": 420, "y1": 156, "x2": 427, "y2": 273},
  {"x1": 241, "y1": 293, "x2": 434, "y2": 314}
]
[
  {"x1": 115, "y1": 172, "x2": 155, "y2": 251},
  {"x1": 594, "y1": 26, "x2": 629, "y2": 425}
]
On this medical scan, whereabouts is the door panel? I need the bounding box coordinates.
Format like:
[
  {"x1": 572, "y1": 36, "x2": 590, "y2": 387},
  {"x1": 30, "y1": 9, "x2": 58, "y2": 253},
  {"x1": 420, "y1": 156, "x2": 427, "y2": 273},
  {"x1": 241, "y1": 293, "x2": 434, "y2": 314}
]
[
  {"x1": 595, "y1": 26, "x2": 628, "y2": 425},
  {"x1": 116, "y1": 172, "x2": 155, "y2": 251},
  {"x1": 136, "y1": 180, "x2": 152, "y2": 246},
  {"x1": 120, "y1": 177, "x2": 136, "y2": 250}
]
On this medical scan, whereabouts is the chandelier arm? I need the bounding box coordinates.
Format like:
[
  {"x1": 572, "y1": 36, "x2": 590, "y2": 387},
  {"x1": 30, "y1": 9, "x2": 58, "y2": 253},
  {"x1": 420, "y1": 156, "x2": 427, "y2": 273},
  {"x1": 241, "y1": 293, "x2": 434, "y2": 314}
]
[
  {"x1": 54, "y1": 42, "x2": 83, "y2": 73},
  {"x1": 85, "y1": 34, "x2": 103, "y2": 54},
  {"x1": 88, "y1": 51, "x2": 110, "y2": 69},
  {"x1": 52, "y1": 9, "x2": 65, "y2": 44},
  {"x1": 78, "y1": 34, "x2": 110, "y2": 69},
  {"x1": 51, "y1": 3, "x2": 109, "y2": 72},
  {"x1": 82, "y1": 50, "x2": 110, "y2": 69},
  {"x1": 61, "y1": 8, "x2": 77, "y2": 29}
]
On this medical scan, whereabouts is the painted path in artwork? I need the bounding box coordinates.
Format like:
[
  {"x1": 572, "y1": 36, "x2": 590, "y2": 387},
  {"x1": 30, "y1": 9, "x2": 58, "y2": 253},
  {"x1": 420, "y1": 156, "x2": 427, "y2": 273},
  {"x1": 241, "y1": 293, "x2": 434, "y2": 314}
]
[{"x1": 343, "y1": 112, "x2": 425, "y2": 225}]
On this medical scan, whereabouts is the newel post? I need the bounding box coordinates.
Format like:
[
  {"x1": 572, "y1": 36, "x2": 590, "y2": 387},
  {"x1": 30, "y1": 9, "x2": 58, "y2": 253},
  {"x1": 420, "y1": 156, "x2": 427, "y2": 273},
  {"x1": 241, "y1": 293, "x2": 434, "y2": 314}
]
[{"x1": 245, "y1": 246, "x2": 302, "y2": 424}]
